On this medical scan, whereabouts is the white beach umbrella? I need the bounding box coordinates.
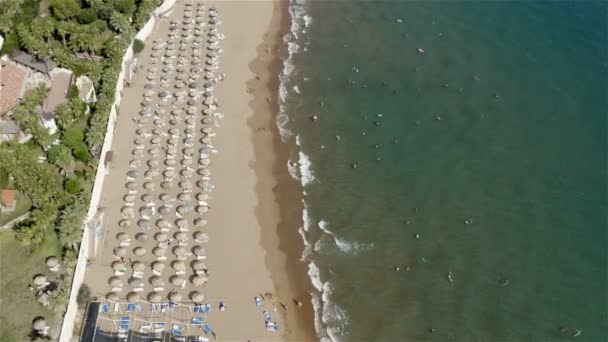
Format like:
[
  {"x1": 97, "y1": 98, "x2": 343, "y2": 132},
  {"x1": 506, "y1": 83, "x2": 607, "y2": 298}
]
[
  {"x1": 190, "y1": 291, "x2": 204, "y2": 303},
  {"x1": 121, "y1": 207, "x2": 135, "y2": 218},
  {"x1": 155, "y1": 233, "x2": 168, "y2": 242},
  {"x1": 148, "y1": 292, "x2": 162, "y2": 303},
  {"x1": 109, "y1": 276, "x2": 123, "y2": 287},
  {"x1": 175, "y1": 231, "x2": 188, "y2": 242},
  {"x1": 133, "y1": 247, "x2": 147, "y2": 256},
  {"x1": 194, "y1": 231, "x2": 209, "y2": 243},
  {"x1": 169, "y1": 292, "x2": 182, "y2": 302},
  {"x1": 172, "y1": 260, "x2": 186, "y2": 271},
  {"x1": 137, "y1": 219, "x2": 151, "y2": 230},
  {"x1": 193, "y1": 246, "x2": 206, "y2": 257},
  {"x1": 191, "y1": 275, "x2": 207, "y2": 286},
  {"x1": 173, "y1": 246, "x2": 186, "y2": 256},
  {"x1": 194, "y1": 218, "x2": 207, "y2": 227},
  {"x1": 106, "y1": 292, "x2": 120, "y2": 301},
  {"x1": 119, "y1": 219, "x2": 131, "y2": 228},
  {"x1": 158, "y1": 206, "x2": 171, "y2": 215},
  {"x1": 135, "y1": 232, "x2": 149, "y2": 242},
  {"x1": 127, "y1": 292, "x2": 140, "y2": 302},
  {"x1": 116, "y1": 232, "x2": 129, "y2": 241},
  {"x1": 152, "y1": 261, "x2": 165, "y2": 272},
  {"x1": 153, "y1": 247, "x2": 167, "y2": 257}
]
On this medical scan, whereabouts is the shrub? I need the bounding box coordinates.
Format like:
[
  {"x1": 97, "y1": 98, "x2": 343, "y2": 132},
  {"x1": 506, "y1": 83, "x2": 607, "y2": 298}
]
[
  {"x1": 64, "y1": 178, "x2": 81, "y2": 194},
  {"x1": 77, "y1": 284, "x2": 92, "y2": 307},
  {"x1": 133, "y1": 39, "x2": 144, "y2": 55},
  {"x1": 62, "y1": 127, "x2": 84, "y2": 150},
  {"x1": 73, "y1": 144, "x2": 91, "y2": 162},
  {"x1": 77, "y1": 8, "x2": 97, "y2": 24}
]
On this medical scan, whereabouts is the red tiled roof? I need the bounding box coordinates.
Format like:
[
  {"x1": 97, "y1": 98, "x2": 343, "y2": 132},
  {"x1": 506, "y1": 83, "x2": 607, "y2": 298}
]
[
  {"x1": 1, "y1": 189, "x2": 16, "y2": 206},
  {"x1": 0, "y1": 63, "x2": 27, "y2": 115}
]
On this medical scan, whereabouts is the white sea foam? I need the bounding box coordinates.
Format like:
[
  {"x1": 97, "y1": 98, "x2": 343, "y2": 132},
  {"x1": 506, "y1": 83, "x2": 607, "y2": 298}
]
[
  {"x1": 299, "y1": 227, "x2": 312, "y2": 261},
  {"x1": 317, "y1": 220, "x2": 374, "y2": 255},
  {"x1": 298, "y1": 151, "x2": 315, "y2": 187},
  {"x1": 293, "y1": 85, "x2": 301, "y2": 94},
  {"x1": 303, "y1": 14, "x2": 313, "y2": 28},
  {"x1": 308, "y1": 261, "x2": 323, "y2": 292},
  {"x1": 295, "y1": 135, "x2": 301, "y2": 146},
  {"x1": 302, "y1": 203, "x2": 312, "y2": 232}
]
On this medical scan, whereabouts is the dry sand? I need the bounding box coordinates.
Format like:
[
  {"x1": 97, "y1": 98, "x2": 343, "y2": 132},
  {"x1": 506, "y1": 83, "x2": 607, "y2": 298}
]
[{"x1": 83, "y1": 0, "x2": 316, "y2": 340}]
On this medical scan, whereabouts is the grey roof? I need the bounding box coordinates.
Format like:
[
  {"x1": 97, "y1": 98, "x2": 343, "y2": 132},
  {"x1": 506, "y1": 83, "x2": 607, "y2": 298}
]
[
  {"x1": 10, "y1": 52, "x2": 56, "y2": 74},
  {"x1": 0, "y1": 119, "x2": 21, "y2": 134}
]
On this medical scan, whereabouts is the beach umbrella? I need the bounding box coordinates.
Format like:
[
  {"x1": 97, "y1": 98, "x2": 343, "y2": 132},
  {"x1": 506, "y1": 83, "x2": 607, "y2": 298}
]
[
  {"x1": 152, "y1": 261, "x2": 165, "y2": 273},
  {"x1": 177, "y1": 204, "x2": 193, "y2": 216},
  {"x1": 116, "y1": 232, "x2": 129, "y2": 242},
  {"x1": 201, "y1": 137, "x2": 212, "y2": 146},
  {"x1": 135, "y1": 232, "x2": 149, "y2": 242},
  {"x1": 33, "y1": 274, "x2": 47, "y2": 286},
  {"x1": 161, "y1": 181, "x2": 174, "y2": 190},
  {"x1": 130, "y1": 159, "x2": 142, "y2": 168},
  {"x1": 175, "y1": 218, "x2": 188, "y2": 228},
  {"x1": 134, "y1": 138, "x2": 144, "y2": 146},
  {"x1": 119, "y1": 219, "x2": 131, "y2": 228},
  {"x1": 167, "y1": 137, "x2": 179, "y2": 146},
  {"x1": 143, "y1": 182, "x2": 155, "y2": 190},
  {"x1": 159, "y1": 193, "x2": 171, "y2": 202},
  {"x1": 163, "y1": 170, "x2": 176, "y2": 178},
  {"x1": 175, "y1": 90, "x2": 187, "y2": 98},
  {"x1": 106, "y1": 292, "x2": 120, "y2": 301},
  {"x1": 172, "y1": 260, "x2": 186, "y2": 271},
  {"x1": 193, "y1": 246, "x2": 206, "y2": 257},
  {"x1": 112, "y1": 261, "x2": 126, "y2": 272},
  {"x1": 190, "y1": 291, "x2": 204, "y2": 303},
  {"x1": 172, "y1": 108, "x2": 184, "y2": 115},
  {"x1": 157, "y1": 219, "x2": 171, "y2": 229},
  {"x1": 169, "y1": 127, "x2": 180, "y2": 135},
  {"x1": 149, "y1": 147, "x2": 161, "y2": 156},
  {"x1": 185, "y1": 127, "x2": 195, "y2": 135},
  {"x1": 194, "y1": 218, "x2": 207, "y2": 227},
  {"x1": 186, "y1": 107, "x2": 197, "y2": 116},
  {"x1": 148, "y1": 292, "x2": 162, "y2": 303},
  {"x1": 147, "y1": 160, "x2": 159, "y2": 167},
  {"x1": 183, "y1": 136, "x2": 194, "y2": 144},
  {"x1": 150, "y1": 276, "x2": 164, "y2": 287},
  {"x1": 46, "y1": 256, "x2": 59, "y2": 269},
  {"x1": 153, "y1": 128, "x2": 164, "y2": 136},
  {"x1": 194, "y1": 232, "x2": 208, "y2": 243},
  {"x1": 153, "y1": 118, "x2": 164, "y2": 126},
  {"x1": 109, "y1": 276, "x2": 123, "y2": 287},
  {"x1": 124, "y1": 194, "x2": 136, "y2": 203},
  {"x1": 173, "y1": 246, "x2": 186, "y2": 256},
  {"x1": 137, "y1": 219, "x2": 150, "y2": 230},
  {"x1": 192, "y1": 260, "x2": 206, "y2": 271},
  {"x1": 202, "y1": 127, "x2": 213, "y2": 134},
  {"x1": 146, "y1": 73, "x2": 156, "y2": 80},
  {"x1": 133, "y1": 247, "x2": 147, "y2": 256},
  {"x1": 202, "y1": 117, "x2": 213, "y2": 125},
  {"x1": 166, "y1": 147, "x2": 177, "y2": 156},
  {"x1": 139, "y1": 206, "x2": 153, "y2": 217},
  {"x1": 136, "y1": 128, "x2": 148, "y2": 135},
  {"x1": 175, "y1": 82, "x2": 186, "y2": 89},
  {"x1": 197, "y1": 180, "x2": 211, "y2": 189},
  {"x1": 144, "y1": 170, "x2": 159, "y2": 178},
  {"x1": 196, "y1": 193, "x2": 209, "y2": 201},
  {"x1": 127, "y1": 292, "x2": 140, "y2": 302},
  {"x1": 196, "y1": 205, "x2": 208, "y2": 214},
  {"x1": 180, "y1": 181, "x2": 192, "y2": 190},
  {"x1": 153, "y1": 247, "x2": 166, "y2": 257},
  {"x1": 155, "y1": 233, "x2": 168, "y2": 242},
  {"x1": 169, "y1": 292, "x2": 182, "y2": 302},
  {"x1": 158, "y1": 206, "x2": 171, "y2": 215},
  {"x1": 159, "y1": 90, "x2": 171, "y2": 99},
  {"x1": 170, "y1": 276, "x2": 186, "y2": 287},
  {"x1": 165, "y1": 159, "x2": 177, "y2": 167},
  {"x1": 150, "y1": 137, "x2": 162, "y2": 145},
  {"x1": 142, "y1": 193, "x2": 154, "y2": 203},
  {"x1": 178, "y1": 193, "x2": 191, "y2": 202},
  {"x1": 175, "y1": 231, "x2": 188, "y2": 242},
  {"x1": 181, "y1": 158, "x2": 193, "y2": 166},
  {"x1": 132, "y1": 261, "x2": 145, "y2": 272},
  {"x1": 129, "y1": 277, "x2": 144, "y2": 288},
  {"x1": 121, "y1": 206, "x2": 134, "y2": 218},
  {"x1": 191, "y1": 275, "x2": 207, "y2": 286},
  {"x1": 126, "y1": 182, "x2": 137, "y2": 190}
]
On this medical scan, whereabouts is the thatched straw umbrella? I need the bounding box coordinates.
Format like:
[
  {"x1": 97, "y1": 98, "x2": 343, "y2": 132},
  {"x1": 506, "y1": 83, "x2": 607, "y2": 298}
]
[
  {"x1": 142, "y1": 193, "x2": 154, "y2": 203},
  {"x1": 193, "y1": 246, "x2": 206, "y2": 257},
  {"x1": 175, "y1": 231, "x2": 188, "y2": 242},
  {"x1": 169, "y1": 292, "x2": 182, "y2": 302},
  {"x1": 129, "y1": 277, "x2": 144, "y2": 288},
  {"x1": 177, "y1": 204, "x2": 193, "y2": 216},
  {"x1": 150, "y1": 276, "x2": 164, "y2": 287},
  {"x1": 173, "y1": 246, "x2": 186, "y2": 257},
  {"x1": 46, "y1": 256, "x2": 59, "y2": 269},
  {"x1": 127, "y1": 292, "x2": 140, "y2": 302},
  {"x1": 109, "y1": 276, "x2": 123, "y2": 287},
  {"x1": 170, "y1": 276, "x2": 186, "y2": 287},
  {"x1": 194, "y1": 218, "x2": 207, "y2": 227},
  {"x1": 180, "y1": 181, "x2": 192, "y2": 190},
  {"x1": 135, "y1": 232, "x2": 149, "y2": 242},
  {"x1": 157, "y1": 219, "x2": 171, "y2": 229},
  {"x1": 172, "y1": 260, "x2": 186, "y2": 271},
  {"x1": 126, "y1": 182, "x2": 137, "y2": 190},
  {"x1": 114, "y1": 247, "x2": 127, "y2": 258},
  {"x1": 190, "y1": 291, "x2": 204, "y2": 303},
  {"x1": 147, "y1": 160, "x2": 159, "y2": 168},
  {"x1": 106, "y1": 292, "x2": 120, "y2": 301},
  {"x1": 160, "y1": 181, "x2": 174, "y2": 190},
  {"x1": 181, "y1": 158, "x2": 193, "y2": 166},
  {"x1": 143, "y1": 182, "x2": 155, "y2": 190},
  {"x1": 155, "y1": 233, "x2": 168, "y2": 242},
  {"x1": 137, "y1": 219, "x2": 150, "y2": 230},
  {"x1": 33, "y1": 274, "x2": 47, "y2": 286},
  {"x1": 158, "y1": 206, "x2": 171, "y2": 215},
  {"x1": 119, "y1": 219, "x2": 131, "y2": 228},
  {"x1": 153, "y1": 247, "x2": 166, "y2": 257},
  {"x1": 191, "y1": 275, "x2": 207, "y2": 286},
  {"x1": 194, "y1": 231, "x2": 209, "y2": 243},
  {"x1": 152, "y1": 261, "x2": 165, "y2": 273},
  {"x1": 32, "y1": 317, "x2": 47, "y2": 332},
  {"x1": 130, "y1": 159, "x2": 141, "y2": 168},
  {"x1": 132, "y1": 261, "x2": 145, "y2": 272},
  {"x1": 139, "y1": 206, "x2": 153, "y2": 217},
  {"x1": 124, "y1": 194, "x2": 136, "y2": 203},
  {"x1": 148, "y1": 292, "x2": 162, "y2": 303},
  {"x1": 112, "y1": 261, "x2": 126, "y2": 272},
  {"x1": 116, "y1": 232, "x2": 129, "y2": 242},
  {"x1": 133, "y1": 247, "x2": 147, "y2": 256}
]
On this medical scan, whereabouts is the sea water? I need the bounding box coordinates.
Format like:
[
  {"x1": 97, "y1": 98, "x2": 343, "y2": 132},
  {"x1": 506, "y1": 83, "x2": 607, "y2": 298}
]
[{"x1": 279, "y1": 1, "x2": 607, "y2": 341}]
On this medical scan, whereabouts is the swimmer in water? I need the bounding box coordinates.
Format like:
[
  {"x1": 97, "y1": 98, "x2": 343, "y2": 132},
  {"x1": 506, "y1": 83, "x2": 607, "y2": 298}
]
[{"x1": 448, "y1": 272, "x2": 454, "y2": 283}]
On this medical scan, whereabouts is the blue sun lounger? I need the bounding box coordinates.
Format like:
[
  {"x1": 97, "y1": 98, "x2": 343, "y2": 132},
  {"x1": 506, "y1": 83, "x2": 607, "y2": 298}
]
[
  {"x1": 126, "y1": 303, "x2": 136, "y2": 312},
  {"x1": 191, "y1": 317, "x2": 203, "y2": 326},
  {"x1": 202, "y1": 323, "x2": 212, "y2": 334},
  {"x1": 101, "y1": 304, "x2": 109, "y2": 313},
  {"x1": 118, "y1": 316, "x2": 130, "y2": 332}
]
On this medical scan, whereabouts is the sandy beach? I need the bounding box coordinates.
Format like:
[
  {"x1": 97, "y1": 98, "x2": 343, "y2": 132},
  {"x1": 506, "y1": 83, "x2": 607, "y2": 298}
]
[{"x1": 82, "y1": 0, "x2": 316, "y2": 340}]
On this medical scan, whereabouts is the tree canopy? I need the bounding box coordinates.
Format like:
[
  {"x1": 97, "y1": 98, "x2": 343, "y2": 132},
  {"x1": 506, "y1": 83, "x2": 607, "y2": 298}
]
[{"x1": 50, "y1": 0, "x2": 81, "y2": 20}]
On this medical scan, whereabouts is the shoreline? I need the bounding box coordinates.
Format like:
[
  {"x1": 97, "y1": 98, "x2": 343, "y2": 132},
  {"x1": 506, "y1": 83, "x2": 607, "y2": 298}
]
[{"x1": 246, "y1": 0, "x2": 317, "y2": 340}]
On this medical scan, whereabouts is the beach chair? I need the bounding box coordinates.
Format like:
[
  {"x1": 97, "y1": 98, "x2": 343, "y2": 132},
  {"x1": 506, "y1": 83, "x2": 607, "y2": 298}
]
[
  {"x1": 193, "y1": 304, "x2": 202, "y2": 313},
  {"x1": 191, "y1": 317, "x2": 203, "y2": 326},
  {"x1": 101, "y1": 304, "x2": 109, "y2": 313},
  {"x1": 127, "y1": 303, "x2": 136, "y2": 312}
]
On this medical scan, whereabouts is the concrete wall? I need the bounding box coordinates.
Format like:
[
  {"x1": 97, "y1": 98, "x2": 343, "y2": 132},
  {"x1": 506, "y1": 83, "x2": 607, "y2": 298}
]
[{"x1": 57, "y1": 1, "x2": 175, "y2": 341}]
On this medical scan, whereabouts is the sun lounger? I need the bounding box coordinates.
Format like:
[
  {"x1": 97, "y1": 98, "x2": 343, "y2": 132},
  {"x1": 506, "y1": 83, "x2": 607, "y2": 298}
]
[
  {"x1": 133, "y1": 271, "x2": 144, "y2": 278},
  {"x1": 157, "y1": 256, "x2": 167, "y2": 261},
  {"x1": 112, "y1": 287, "x2": 123, "y2": 292},
  {"x1": 114, "y1": 270, "x2": 125, "y2": 276},
  {"x1": 133, "y1": 287, "x2": 144, "y2": 292},
  {"x1": 101, "y1": 304, "x2": 109, "y2": 313},
  {"x1": 120, "y1": 241, "x2": 130, "y2": 247},
  {"x1": 127, "y1": 303, "x2": 136, "y2": 312},
  {"x1": 153, "y1": 270, "x2": 163, "y2": 276},
  {"x1": 154, "y1": 287, "x2": 165, "y2": 292}
]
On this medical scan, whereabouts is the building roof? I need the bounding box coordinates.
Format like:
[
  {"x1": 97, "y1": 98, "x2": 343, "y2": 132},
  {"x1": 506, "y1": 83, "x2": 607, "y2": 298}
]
[
  {"x1": 10, "y1": 52, "x2": 56, "y2": 74},
  {"x1": 1, "y1": 189, "x2": 16, "y2": 206},
  {"x1": 44, "y1": 70, "x2": 72, "y2": 113},
  {"x1": 0, "y1": 119, "x2": 21, "y2": 134},
  {"x1": 0, "y1": 62, "x2": 27, "y2": 115},
  {"x1": 77, "y1": 75, "x2": 94, "y2": 100}
]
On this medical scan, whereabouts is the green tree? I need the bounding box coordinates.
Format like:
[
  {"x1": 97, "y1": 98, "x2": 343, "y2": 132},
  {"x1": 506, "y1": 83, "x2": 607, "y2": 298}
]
[
  {"x1": 113, "y1": 0, "x2": 135, "y2": 16},
  {"x1": 73, "y1": 144, "x2": 91, "y2": 162},
  {"x1": 0, "y1": 0, "x2": 25, "y2": 34},
  {"x1": 64, "y1": 178, "x2": 81, "y2": 194},
  {"x1": 77, "y1": 7, "x2": 97, "y2": 24},
  {"x1": 133, "y1": 39, "x2": 144, "y2": 55},
  {"x1": 57, "y1": 200, "x2": 86, "y2": 250},
  {"x1": 77, "y1": 284, "x2": 92, "y2": 307},
  {"x1": 48, "y1": 144, "x2": 76, "y2": 175},
  {"x1": 62, "y1": 127, "x2": 85, "y2": 151},
  {"x1": 109, "y1": 12, "x2": 131, "y2": 34},
  {"x1": 48, "y1": 285, "x2": 69, "y2": 314},
  {"x1": 50, "y1": 0, "x2": 80, "y2": 20}
]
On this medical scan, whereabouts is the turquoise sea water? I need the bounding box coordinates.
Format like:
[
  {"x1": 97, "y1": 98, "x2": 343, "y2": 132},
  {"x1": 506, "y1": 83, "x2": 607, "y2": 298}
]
[{"x1": 280, "y1": 1, "x2": 607, "y2": 341}]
